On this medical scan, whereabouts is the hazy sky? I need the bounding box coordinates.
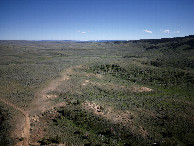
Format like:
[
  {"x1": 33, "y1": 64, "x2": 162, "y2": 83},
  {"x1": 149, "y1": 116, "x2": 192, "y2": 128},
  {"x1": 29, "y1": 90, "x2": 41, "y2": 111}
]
[{"x1": 0, "y1": 0, "x2": 194, "y2": 40}]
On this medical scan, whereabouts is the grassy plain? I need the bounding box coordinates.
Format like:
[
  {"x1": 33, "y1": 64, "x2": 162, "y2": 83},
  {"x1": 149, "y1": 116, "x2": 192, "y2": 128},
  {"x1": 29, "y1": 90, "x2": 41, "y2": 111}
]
[{"x1": 0, "y1": 36, "x2": 194, "y2": 145}]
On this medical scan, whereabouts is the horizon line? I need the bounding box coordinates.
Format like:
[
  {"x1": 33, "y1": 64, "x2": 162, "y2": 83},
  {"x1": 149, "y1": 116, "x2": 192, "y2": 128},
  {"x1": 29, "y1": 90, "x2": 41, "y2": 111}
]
[{"x1": 0, "y1": 35, "x2": 194, "y2": 42}]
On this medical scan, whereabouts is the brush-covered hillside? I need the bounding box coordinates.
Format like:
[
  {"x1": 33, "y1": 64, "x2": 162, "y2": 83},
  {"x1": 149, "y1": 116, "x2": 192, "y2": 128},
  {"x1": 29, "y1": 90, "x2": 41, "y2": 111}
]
[{"x1": 0, "y1": 35, "x2": 194, "y2": 145}]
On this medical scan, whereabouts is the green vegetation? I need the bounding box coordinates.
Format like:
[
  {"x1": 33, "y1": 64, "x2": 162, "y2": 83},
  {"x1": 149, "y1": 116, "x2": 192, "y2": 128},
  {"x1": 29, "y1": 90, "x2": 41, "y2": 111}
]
[
  {"x1": 49, "y1": 105, "x2": 141, "y2": 145},
  {"x1": 0, "y1": 36, "x2": 194, "y2": 145},
  {"x1": 0, "y1": 105, "x2": 13, "y2": 145}
]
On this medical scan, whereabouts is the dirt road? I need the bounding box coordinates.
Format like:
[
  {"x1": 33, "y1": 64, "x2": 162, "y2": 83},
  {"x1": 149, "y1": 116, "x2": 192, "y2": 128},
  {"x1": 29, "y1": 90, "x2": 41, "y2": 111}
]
[
  {"x1": 0, "y1": 66, "x2": 80, "y2": 145},
  {"x1": 0, "y1": 98, "x2": 30, "y2": 146}
]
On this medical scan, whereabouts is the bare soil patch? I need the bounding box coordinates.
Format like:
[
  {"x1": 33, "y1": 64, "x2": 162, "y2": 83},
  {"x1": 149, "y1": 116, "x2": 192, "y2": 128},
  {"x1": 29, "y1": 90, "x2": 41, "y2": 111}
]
[
  {"x1": 28, "y1": 66, "x2": 81, "y2": 144},
  {"x1": 83, "y1": 101, "x2": 149, "y2": 137},
  {"x1": 131, "y1": 86, "x2": 153, "y2": 92},
  {"x1": 29, "y1": 67, "x2": 73, "y2": 116},
  {"x1": 83, "y1": 80, "x2": 153, "y2": 93},
  {"x1": 0, "y1": 98, "x2": 30, "y2": 146},
  {"x1": 83, "y1": 102, "x2": 135, "y2": 127}
]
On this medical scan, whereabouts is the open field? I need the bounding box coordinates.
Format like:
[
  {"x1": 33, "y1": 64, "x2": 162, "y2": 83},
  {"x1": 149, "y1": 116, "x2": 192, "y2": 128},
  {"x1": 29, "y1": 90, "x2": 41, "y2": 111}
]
[{"x1": 0, "y1": 36, "x2": 194, "y2": 145}]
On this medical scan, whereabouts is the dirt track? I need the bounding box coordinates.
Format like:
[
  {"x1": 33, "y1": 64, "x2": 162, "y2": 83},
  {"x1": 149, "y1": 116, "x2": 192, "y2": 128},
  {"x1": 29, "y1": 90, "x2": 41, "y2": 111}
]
[
  {"x1": 0, "y1": 67, "x2": 77, "y2": 145},
  {"x1": 30, "y1": 66, "x2": 74, "y2": 116},
  {"x1": 0, "y1": 98, "x2": 30, "y2": 146}
]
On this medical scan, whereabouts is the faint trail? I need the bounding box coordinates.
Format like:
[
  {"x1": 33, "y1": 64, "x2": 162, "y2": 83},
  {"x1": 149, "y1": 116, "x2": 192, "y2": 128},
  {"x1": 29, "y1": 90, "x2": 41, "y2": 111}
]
[
  {"x1": 29, "y1": 66, "x2": 80, "y2": 144},
  {"x1": 0, "y1": 98, "x2": 30, "y2": 146},
  {"x1": 30, "y1": 66, "x2": 82, "y2": 115}
]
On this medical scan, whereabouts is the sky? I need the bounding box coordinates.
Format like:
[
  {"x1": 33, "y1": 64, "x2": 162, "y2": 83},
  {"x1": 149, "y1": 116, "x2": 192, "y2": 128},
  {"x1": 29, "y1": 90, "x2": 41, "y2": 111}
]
[{"x1": 0, "y1": 0, "x2": 194, "y2": 40}]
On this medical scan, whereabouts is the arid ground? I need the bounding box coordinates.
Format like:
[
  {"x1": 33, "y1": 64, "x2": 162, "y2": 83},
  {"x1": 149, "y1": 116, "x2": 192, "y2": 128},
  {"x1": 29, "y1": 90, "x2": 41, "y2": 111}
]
[{"x1": 0, "y1": 37, "x2": 194, "y2": 145}]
